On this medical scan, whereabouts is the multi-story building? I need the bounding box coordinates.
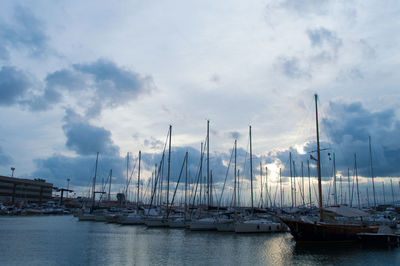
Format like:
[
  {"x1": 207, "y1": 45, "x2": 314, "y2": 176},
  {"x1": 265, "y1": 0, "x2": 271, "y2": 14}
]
[{"x1": 0, "y1": 175, "x2": 53, "y2": 203}]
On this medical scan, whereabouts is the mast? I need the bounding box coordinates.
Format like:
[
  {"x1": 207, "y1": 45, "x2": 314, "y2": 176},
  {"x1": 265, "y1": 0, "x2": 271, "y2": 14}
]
[
  {"x1": 347, "y1": 168, "x2": 351, "y2": 207},
  {"x1": 301, "y1": 161, "x2": 305, "y2": 206},
  {"x1": 355, "y1": 154, "x2": 360, "y2": 209},
  {"x1": 333, "y1": 152, "x2": 337, "y2": 205},
  {"x1": 91, "y1": 152, "x2": 99, "y2": 212},
  {"x1": 390, "y1": 179, "x2": 395, "y2": 205},
  {"x1": 237, "y1": 169, "x2": 240, "y2": 207},
  {"x1": 369, "y1": 136, "x2": 376, "y2": 208},
  {"x1": 260, "y1": 162, "x2": 263, "y2": 208},
  {"x1": 234, "y1": 140, "x2": 237, "y2": 208},
  {"x1": 137, "y1": 150, "x2": 141, "y2": 210},
  {"x1": 265, "y1": 166, "x2": 269, "y2": 208},
  {"x1": 382, "y1": 182, "x2": 386, "y2": 205},
  {"x1": 308, "y1": 160, "x2": 312, "y2": 208},
  {"x1": 280, "y1": 168, "x2": 283, "y2": 208},
  {"x1": 249, "y1": 125, "x2": 254, "y2": 210},
  {"x1": 108, "y1": 169, "x2": 112, "y2": 201},
  {"x1": 293, "y1": 161, "x2": 296, "y2": 207},
  {"x1": 289, "y1": 152, "x2": 293, "y2": 208},
  {"x1": 210, "y1": 170, "x2": 213, "y2": 206},
  {"x1": 340, "y1": 175, "x2": 343, "y2": 205},
  {"x1": 185, "y1": 151, "x2": 188, "y2": 219},
  {"x1": 126, "y1": 152, "x2": 129, "y2": 205},
  {"x1": 207, "y1": 120, "x2": 210, "y2": 208},
  {"x1": 314, "y1": 94, "x2": 323, "y2": 221},
  {"x1": 167, "y1": 125, "x2": 172, "y2": 211},
  {"x1": 199, "y1": 142, "x2": 203, "y2": 206}
]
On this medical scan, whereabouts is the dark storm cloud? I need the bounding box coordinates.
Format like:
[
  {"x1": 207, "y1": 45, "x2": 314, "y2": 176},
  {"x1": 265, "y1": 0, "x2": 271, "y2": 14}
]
[
  {"x1": 267, "y1": 100, "x2": 400, "y2": 178},
  {"x1": 33, "y1": 154, "x2": 125, "y2": 187},
  {"x1": 19, "y1": 58, "x2": 155, "y2": 116},
  {"x1": 0, "y1": 146, "x2": 12, "y2": 166},
  {"x1": 73, "y1": 59, "x2": 155, "y2": 116},
  {"x1": 62, "y1": 109, "x2": 120, "y2": 156},
  {"x1": 0, "y1": 6, "x2": 48, "y2": 59},
  {"x1": 0, "y1": 66, "x2": 31, "y2": 106},
  {"x1": 321, "y1": 101, "x2": 400, "y2": 177}
]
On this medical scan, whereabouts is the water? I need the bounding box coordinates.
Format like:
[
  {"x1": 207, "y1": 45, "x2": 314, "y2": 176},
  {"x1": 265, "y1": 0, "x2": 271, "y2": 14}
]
[{"x1": 0, "y1": 216, "x2": 399, "y2": 265}]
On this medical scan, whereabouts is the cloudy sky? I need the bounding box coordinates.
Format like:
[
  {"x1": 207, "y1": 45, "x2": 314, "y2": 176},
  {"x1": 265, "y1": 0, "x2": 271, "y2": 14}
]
[{"x1": 1, "y1": 1, "x2": 400, "y2": 204}]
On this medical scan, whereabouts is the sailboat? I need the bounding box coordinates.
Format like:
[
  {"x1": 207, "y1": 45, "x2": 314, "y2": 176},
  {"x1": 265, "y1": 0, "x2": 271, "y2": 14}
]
[
  {"x1": 78, "y1": 152, "x2": 100, "y2": 222},
  {"x1": 278, "y1": 95, "x2": 379, "y2": 242}
]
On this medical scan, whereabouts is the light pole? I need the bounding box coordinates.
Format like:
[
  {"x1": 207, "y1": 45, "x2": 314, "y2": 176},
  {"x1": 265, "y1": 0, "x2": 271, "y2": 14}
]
[
  {"x1": 67, "y1": 178, "x2": 70, "y2": 198},
  {"x1": 11, "y1": 167, "x2": 15, "y2": 177}
]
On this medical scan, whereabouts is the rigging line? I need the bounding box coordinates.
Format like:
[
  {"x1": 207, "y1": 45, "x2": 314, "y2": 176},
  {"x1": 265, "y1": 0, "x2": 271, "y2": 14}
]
[
  {"x1": 189, "y1": 134, "x2": 208, "y2": 201},
  {"x1": 125, "y1": 157, "x2": 138, "y2": 196},
  {"x1": 168, "y1": 154, "x2": 187, "y2": 214},
  {"x1": 147, "y1": 127, "x2": 171, "y2": 211},
  {"x1": 190, "y1": 143, "x2": 205, "y2": 207},
  {"x1": 217, "y1": 143, "x2": 235, "y2": 210}
]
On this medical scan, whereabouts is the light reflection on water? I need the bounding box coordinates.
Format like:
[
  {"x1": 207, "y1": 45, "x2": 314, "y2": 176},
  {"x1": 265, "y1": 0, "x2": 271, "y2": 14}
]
[{"x1": 0, "y1": 216, "x2": 399, "y2": 265}]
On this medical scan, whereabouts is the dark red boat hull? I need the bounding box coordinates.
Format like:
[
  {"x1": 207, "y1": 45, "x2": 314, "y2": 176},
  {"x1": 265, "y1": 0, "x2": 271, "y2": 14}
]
[{"x1": 281, "y1": 218, "x2": 379, "y2": 242}]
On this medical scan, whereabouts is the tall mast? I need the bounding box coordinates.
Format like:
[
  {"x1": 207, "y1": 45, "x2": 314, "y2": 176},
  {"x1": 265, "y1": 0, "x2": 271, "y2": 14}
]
[
  {"x1": 340, "y1": 174, "x2": 343, "y2": 205},
  {"x1": 308, "y1": 160, "x2": 312, "y2": 208},
  {"x1": 185, "y1": 151, "x2": 188, "y2": 219},
  {"x1": 280, "y1": 168, "x2": 283, "y2": 208},
  {"x1": 301, "y1": 161, "x2": 305, "y2": 206},
  {"x1": 293, "y1": 161, "x2": 296, "y2": 207},
  {"x1": 92, "y1": 152, "x2": 99, "y2": 212},
  {"x1": 369, "y1": 136, "x2": 377, "y2": 208},
  {"x1": 347, "y1": 168, "x2": 351, "y2": 207},
  {"x1": 167, "y1": 125, "x2": 172, "y2": 210},
  {"x1": 355, "y1": 154, "x2": 360, "y2": 209},
  {"x1": 390, "y1": 179, "x2": 395, "y2": 205},
  {"x1": 314, "y1": 94, "x2": 323, "y2": 221},
  {"x1": 237, "y1": 169, "x2": 240, "y2": 207},
  {"x1": 108, "y1": 169, "x2": 112, "y2": 201},
  {"x1": 289, "y1": 152, "x2": 293, "y2": 208},
  {"x1": 207, "y1": 120, "x2": 210, "y2": 208},
  {"x1": 210, "y1": 170, "x2": 213, "y2": 206},
  {"x1": 234, "y1": 140, "x2": 237, "y2": 208},
  {"x1": 265, "y1": 166, "x2": 269, "y2": 208},
  {"x1": 126, "y1": 152, "x2": 129, "y2": 204},
  {"x1": 333, "y1": 153, "x2": 337, "y2": 205},
  {"x1": 382, "y1": 182, "x2": 386, "y2": 205},
  {"x1": 260, "y1": 162, "x2": 263, "y2": 208},
  {"x1": 249, "y1": 125, "x2": 254, "y2": 210},
  {"x1": 137, "y1": 150, "x2": 141, "y2": 210}
]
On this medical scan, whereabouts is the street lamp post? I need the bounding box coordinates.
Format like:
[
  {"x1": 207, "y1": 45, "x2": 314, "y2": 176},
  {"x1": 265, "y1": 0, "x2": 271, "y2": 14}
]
[{"x1": 67, "y1": 178, "x2": 70, "y2": 198}]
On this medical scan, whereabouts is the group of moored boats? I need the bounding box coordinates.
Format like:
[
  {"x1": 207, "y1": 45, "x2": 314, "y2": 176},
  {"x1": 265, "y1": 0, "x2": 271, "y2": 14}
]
[{"x1": 75, "y1": 207, "x2": 286, "y2": 234}]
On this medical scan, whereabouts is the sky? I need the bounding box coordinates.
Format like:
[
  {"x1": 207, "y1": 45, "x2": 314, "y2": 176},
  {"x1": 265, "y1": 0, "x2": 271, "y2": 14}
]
[{"x1": 1, "y1": 0, "x2": 400, "y2": 205}]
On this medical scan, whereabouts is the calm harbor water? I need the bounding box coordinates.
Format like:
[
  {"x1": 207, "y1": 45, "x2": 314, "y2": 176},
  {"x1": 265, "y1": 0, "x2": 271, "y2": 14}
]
[{"x1": 0, "y1": 215, "x2": 399, "y2": 266}]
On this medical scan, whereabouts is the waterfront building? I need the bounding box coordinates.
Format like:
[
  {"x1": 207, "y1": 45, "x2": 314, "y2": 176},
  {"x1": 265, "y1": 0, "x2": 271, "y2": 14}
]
[{"x1": 0, "y1": 175, "x2": 53, "y2": 203}]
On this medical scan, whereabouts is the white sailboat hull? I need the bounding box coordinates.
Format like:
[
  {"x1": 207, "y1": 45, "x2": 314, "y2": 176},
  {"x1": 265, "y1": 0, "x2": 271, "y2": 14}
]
[{"x1": 235, "y1": 221, "x2": 282, "y2": 233}]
